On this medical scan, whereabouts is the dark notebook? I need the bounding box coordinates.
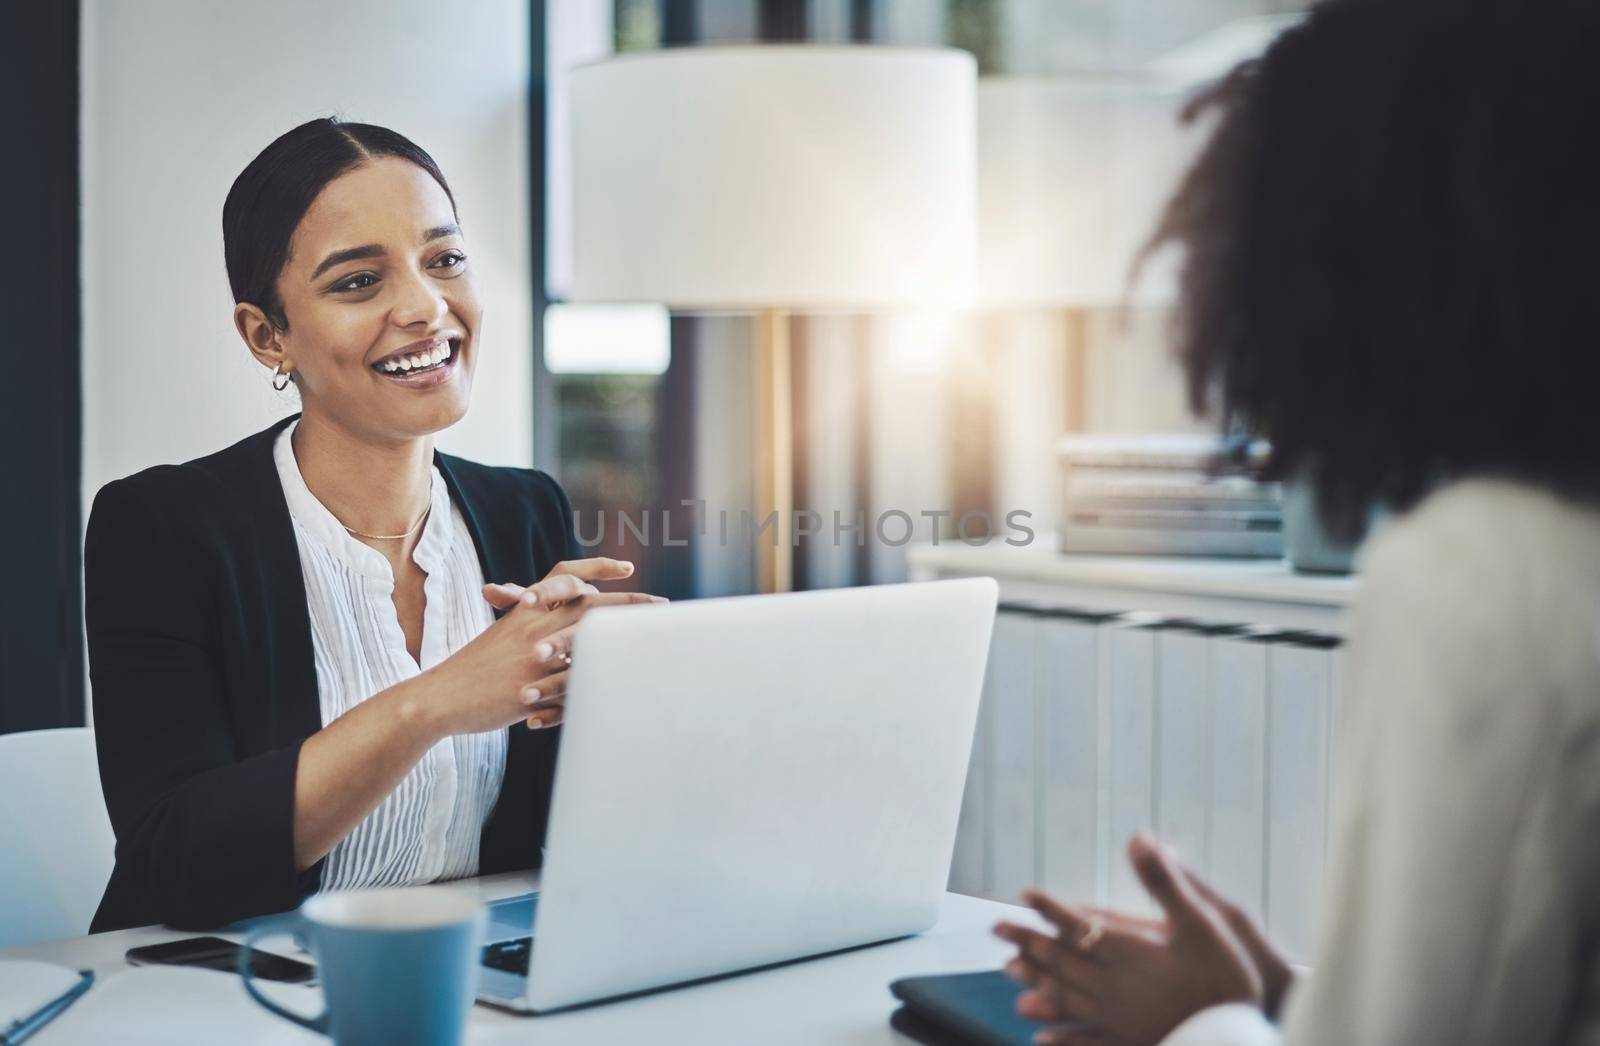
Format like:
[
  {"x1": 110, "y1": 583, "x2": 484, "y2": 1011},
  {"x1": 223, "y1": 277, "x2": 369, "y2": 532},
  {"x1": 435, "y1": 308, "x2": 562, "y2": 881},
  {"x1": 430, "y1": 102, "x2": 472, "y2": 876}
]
[{"x1": 887, "y1": 969, "x2": 1050, "y2": 1046}]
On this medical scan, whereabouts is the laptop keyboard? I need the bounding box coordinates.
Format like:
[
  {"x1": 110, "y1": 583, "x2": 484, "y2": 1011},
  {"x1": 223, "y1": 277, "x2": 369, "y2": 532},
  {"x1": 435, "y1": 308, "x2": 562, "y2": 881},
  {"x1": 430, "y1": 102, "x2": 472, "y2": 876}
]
[{"x1": 481, "y1": 936, "x2": 533, "y2": 976}]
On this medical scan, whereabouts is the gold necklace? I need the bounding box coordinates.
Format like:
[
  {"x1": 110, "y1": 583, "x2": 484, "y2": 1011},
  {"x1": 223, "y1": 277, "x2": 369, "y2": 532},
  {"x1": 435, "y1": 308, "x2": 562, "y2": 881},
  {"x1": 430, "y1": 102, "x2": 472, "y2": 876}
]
[{"x1": 341, "y1": 501, "x2": 431, "y2": 541}]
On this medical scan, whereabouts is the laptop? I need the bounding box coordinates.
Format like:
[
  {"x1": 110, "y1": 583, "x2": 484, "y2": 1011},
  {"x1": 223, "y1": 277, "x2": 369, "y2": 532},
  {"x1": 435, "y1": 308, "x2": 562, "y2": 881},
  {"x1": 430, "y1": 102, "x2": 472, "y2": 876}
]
[{"x1": 475, "y1": 577, "x2": 998, "y2": 1013}]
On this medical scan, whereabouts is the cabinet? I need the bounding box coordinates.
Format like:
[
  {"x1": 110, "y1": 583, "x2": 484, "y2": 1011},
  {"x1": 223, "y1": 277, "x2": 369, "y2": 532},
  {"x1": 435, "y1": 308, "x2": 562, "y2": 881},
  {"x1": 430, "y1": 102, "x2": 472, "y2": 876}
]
[{"x1": 911, "y1": 541, "x2": 1356, "y2": 960}]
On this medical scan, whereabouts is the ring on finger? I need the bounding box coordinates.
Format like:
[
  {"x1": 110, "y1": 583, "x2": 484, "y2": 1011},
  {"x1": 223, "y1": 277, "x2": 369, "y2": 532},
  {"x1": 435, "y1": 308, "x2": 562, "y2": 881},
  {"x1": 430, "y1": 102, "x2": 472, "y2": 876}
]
[
  {"x1": 557, "y1": 651, "x2": 573, "y2": 667},
  {"x1": 1075, "y1": 914, "x2": 1105, "y2": 954}
]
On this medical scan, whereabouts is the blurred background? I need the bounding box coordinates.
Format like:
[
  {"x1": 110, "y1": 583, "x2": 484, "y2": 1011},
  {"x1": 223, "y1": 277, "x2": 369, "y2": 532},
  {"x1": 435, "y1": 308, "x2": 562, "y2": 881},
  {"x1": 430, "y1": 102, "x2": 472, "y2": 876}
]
[
  {"x1": 545, "y1": 1, "x2": 1307, "y2": 599},
  {"x1": 6, "y1": 0, "x2": 1312, "y2": 732}
]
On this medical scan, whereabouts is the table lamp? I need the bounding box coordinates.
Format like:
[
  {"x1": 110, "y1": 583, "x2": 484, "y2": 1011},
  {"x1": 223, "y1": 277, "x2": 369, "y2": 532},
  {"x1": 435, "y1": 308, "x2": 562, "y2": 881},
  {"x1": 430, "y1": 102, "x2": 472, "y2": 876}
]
[
  {"x1": 569, "y1": 45, "x2": 976, "y2": 592},
  {"x1": 975, "y1": 75, "x2": 1202, "y2": 533},
  {"x1": 974, "y1": 16, "x2": 1296, "y2": 530},
  {"x1": 977, "y1": 16, "x2": 1300, "y2": 311}
]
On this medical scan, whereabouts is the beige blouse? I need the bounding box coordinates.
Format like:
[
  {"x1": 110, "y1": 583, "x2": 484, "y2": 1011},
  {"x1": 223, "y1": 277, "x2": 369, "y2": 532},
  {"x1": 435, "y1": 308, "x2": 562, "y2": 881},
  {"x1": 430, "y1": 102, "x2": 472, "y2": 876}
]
[{"x1": 1165, "y1": 477, "x2": 1600, "y2": 1045}]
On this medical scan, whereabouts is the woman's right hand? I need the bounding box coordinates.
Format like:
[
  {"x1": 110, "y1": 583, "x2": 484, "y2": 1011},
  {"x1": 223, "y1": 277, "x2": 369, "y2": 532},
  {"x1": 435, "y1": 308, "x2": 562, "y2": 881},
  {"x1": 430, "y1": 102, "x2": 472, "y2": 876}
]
[
  {"x1": 1172, "y1": 856, "x2": 1294, "y2": 1020},
  {"x1": 1011, "y1": 859, "x2": 1295, "y2": 1023},
  {"x1": 994, "y1": 835, "x2": 1263, "y2": 1045},
  {"x1": 415, "y1": 571, "x2": 664, "y2": 738}
]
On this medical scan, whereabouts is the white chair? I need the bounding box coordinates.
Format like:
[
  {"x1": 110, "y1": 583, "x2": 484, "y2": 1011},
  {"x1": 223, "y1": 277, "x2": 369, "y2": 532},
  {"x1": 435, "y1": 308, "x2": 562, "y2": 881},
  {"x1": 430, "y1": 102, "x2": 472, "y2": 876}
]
[{"x1": 0, "y1": 727, "x2": 115, "y2": 947}]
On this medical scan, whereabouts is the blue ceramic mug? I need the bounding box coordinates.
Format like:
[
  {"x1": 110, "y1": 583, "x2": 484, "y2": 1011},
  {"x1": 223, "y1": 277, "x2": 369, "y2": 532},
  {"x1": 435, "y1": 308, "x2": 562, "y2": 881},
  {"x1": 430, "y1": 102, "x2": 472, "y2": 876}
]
[{"x1": 238, "y1": 885, "x2": 486, "y2": 1046}]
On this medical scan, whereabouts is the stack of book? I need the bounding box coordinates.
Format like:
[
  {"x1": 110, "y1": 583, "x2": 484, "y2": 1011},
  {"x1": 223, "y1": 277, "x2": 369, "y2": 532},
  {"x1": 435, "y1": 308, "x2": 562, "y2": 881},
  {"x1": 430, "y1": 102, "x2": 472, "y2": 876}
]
[{"x1": 1056, "y1": 434, "x2": 1283, "y2": 557}]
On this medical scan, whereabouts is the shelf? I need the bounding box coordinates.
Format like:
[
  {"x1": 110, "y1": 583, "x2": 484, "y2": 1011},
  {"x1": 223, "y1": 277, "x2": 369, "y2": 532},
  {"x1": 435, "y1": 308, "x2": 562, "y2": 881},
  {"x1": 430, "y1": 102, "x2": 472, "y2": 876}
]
[{"x1": 907, "y1": 538, "x2": 1358, "y2": 610}]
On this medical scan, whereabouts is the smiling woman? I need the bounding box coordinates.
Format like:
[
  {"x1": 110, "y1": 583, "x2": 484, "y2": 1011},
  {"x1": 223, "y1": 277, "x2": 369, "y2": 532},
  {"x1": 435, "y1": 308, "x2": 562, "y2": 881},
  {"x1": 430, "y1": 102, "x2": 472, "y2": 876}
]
[
  {"x1": 82, "y1": 117, "x2": 665, "y2": 931},
  {"x1": 226, "y1": 127, "x2": 481, "y2": 444}
]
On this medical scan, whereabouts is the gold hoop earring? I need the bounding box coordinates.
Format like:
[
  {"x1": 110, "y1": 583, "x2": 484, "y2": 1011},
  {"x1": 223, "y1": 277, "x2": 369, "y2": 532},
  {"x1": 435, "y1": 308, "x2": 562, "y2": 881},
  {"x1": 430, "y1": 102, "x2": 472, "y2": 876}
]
[{"x1": 271, "y1": 362, "x2": 292, "y2": 391}]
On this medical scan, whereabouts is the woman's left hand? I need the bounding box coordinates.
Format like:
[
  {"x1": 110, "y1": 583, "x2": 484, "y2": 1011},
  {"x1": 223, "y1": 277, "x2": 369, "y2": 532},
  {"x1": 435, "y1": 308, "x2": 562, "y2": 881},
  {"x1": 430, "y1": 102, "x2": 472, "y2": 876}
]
[{"x1": 993, "y1": 834, "x2": 1262, "y2": 1046}]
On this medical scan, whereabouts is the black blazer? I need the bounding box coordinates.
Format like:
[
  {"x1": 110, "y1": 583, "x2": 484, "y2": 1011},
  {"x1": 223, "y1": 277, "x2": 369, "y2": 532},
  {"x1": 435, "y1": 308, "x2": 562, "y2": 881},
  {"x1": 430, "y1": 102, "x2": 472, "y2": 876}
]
[{"x1": 83, "y1": 413, "x2": 580, "y2": 933}]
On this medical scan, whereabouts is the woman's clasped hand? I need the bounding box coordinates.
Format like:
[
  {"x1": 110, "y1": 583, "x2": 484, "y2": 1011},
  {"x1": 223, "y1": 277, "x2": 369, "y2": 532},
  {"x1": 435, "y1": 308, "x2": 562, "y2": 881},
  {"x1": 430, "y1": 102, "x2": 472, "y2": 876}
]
[
  {"x1": 994, "y1": 834, "x2": 1294, "y2": 1046},
  {"x1": 418, "y1": 556, "x2": 666, "y2": 735}
]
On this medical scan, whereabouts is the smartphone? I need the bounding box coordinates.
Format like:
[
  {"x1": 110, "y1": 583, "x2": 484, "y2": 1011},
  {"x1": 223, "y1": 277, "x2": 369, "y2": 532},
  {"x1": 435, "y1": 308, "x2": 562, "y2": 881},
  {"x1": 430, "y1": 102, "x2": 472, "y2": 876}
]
[{"x1": 125, "y1": 936, "x2": 316, "y2": 984}]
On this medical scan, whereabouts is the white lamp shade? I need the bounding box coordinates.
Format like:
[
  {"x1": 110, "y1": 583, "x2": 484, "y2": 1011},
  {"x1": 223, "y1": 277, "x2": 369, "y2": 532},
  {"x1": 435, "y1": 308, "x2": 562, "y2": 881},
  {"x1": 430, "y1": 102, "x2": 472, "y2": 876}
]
[
  {"x1": 978, "y1": 76, "x2": 1203, "y2": 309},
  {"x1": 570, "y1": 45, "x2": 977, "y2": 311}
]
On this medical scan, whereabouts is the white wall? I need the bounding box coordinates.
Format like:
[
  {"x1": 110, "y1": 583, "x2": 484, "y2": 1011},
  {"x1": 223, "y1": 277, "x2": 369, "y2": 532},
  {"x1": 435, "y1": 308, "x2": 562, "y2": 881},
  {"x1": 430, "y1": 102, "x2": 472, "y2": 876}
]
[{"x1": 80, "y1": 0, "x2": 534, "y2": 515}]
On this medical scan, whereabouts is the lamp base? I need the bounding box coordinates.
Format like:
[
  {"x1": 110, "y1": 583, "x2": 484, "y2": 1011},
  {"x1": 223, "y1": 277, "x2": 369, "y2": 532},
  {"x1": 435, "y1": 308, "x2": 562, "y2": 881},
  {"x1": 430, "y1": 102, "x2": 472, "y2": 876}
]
[{"x1": 754, "y1": 308, "x2": 793, "y2": 593}]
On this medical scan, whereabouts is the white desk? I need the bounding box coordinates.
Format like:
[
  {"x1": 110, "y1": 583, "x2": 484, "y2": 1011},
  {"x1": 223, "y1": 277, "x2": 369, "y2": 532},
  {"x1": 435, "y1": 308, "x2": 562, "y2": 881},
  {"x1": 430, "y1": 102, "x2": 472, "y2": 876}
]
[{"x1": 2, "y1": 874, "x2": 1036, "y2": 1044}]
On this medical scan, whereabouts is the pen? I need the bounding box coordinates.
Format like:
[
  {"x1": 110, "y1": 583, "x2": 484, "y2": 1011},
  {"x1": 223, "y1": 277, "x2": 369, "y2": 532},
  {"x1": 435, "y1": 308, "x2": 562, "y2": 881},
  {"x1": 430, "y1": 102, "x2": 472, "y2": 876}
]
[{"x1": 1, "y1": 970, "x2": 95, "y2": 1046}]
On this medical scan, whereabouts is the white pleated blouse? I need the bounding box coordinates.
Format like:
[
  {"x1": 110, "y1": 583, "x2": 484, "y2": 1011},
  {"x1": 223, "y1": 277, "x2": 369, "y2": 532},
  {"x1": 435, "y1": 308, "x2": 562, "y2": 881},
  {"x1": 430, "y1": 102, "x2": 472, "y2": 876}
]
[{"x1": 273, "y1": 420, "x2": 506, "y2": 892}]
